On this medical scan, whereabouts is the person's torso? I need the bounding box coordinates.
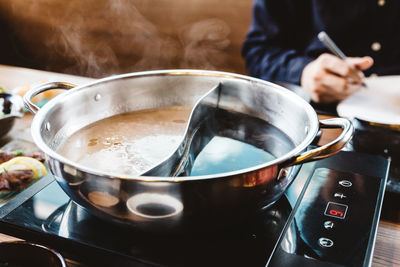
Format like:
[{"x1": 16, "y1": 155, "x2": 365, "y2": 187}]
[{"x1": 301, "y1": 0, "x2": 400, "y2": 75}]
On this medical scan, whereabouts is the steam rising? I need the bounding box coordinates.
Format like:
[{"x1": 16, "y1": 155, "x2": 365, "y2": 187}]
[
  {"x1": 180, "y1": 19, "x2": 231, "y2": 69},
  {"x1": 8, "y1": 0, "x2": 231, "y2": 77}
]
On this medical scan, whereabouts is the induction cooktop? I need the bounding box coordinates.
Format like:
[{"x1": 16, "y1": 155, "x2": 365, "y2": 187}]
[{"x1": 0, "y1": 150, "x2": 389, "y2": 267}]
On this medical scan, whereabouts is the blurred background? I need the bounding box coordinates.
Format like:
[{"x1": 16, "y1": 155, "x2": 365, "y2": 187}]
[{"x1": 0, "y1": 0, "x2": 251, "y2": 78}]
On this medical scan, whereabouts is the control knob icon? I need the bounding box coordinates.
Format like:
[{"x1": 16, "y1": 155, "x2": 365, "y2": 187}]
[
  {"x1": 339, "y1": 180, "x2": 352, "y2": 187},
  {"x1": 318, "y1": 237, "x2": 334, "y2": 248}
]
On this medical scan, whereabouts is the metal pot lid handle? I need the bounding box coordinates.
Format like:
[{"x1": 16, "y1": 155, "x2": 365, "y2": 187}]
[
  {"x1": 282, "y1": 118, "x2": 354, "y2": 167},
  {"x1": 23, "y1": 82, "x2": 76, "y2": 114}
]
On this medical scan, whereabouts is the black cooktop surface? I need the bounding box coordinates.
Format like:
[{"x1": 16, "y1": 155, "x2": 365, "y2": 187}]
[{"x1": 0, "y1": 151, "x2": 389, "y2": 267}]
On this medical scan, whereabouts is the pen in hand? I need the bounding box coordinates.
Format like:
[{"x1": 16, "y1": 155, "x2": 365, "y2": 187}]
[{"x1": 318, "y1": 31, "x2": 368, "y2": 88}]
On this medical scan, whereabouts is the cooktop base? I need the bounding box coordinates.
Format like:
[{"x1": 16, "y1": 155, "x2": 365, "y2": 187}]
[{"x1": 0, "y1": 150, "x2": 389, "y2": 267}]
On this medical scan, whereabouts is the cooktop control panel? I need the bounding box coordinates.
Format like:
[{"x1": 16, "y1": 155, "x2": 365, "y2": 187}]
[{"x1": 268, "y1": 152, "x2": 388, "y2": 267}]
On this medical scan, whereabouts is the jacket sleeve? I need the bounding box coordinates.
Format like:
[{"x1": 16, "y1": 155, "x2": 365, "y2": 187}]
[{"x1": 242, "y1": 0, "x2": 313, "y2": 84}]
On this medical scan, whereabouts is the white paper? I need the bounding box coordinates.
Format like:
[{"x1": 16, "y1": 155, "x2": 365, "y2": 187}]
[{"x1": 337, "y1": 76, "x2": 400, "y2": 125}]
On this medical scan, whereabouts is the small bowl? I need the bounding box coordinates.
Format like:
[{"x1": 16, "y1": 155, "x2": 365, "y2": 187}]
[
  {"x1": 0, "y1": 241, "x2": 66, "y2": 267},
  {"x1": 0, "y1": 93, "x2": 24, "y2": 139}
]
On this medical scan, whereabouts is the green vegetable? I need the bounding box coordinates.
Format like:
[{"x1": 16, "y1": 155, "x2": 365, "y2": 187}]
[
  {"x1": 13, "y1": 150, "x2": 24, "y2": 156},
  {"x1": 0, "y1": 85, "x2": 6, "y2": 93}
]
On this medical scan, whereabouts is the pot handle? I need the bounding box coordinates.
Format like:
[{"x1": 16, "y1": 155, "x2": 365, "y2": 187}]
[
  {"x1": 282, "y1": 117, "x2": 354, "y2": 167},
  {"x1": 23, "y1": 82, "x2": 76, "y2": 114}
]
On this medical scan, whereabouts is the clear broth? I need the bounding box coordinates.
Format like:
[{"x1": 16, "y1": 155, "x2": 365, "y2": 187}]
[
  {"x1": 190, "y1": 136, "x2": 276, "y2": 176},
  {"x1": 189, "y1": 108, "x2": 295, "y2": 176}
]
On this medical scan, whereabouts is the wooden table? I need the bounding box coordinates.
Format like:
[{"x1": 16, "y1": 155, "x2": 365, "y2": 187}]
[{"x1": 1, "y1": 65, "x2": 399, "y2": 266}]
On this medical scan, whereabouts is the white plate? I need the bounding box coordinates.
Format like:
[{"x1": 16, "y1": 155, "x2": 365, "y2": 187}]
[{"x1": 337, "y1": 75, "x2": 400, "y2": 125}]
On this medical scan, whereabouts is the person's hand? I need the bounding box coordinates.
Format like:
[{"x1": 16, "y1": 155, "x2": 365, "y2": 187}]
[{"x1": 301, "y1": 53, "x2": 373, "y2": 103}]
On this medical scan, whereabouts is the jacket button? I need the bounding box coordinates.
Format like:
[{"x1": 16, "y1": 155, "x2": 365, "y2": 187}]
[{"x1": 371, "y1": 42, "x2": 381, "y2": 51}]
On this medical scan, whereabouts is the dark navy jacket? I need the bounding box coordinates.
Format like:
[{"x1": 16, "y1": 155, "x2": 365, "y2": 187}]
[{"x1": 242, "y1": 0, "x2": 400, "y2": 84}]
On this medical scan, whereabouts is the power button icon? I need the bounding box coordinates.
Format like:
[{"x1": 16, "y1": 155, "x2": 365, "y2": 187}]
[{"x1": 339, "y1": 180, "x2": 352, "y2": 187}]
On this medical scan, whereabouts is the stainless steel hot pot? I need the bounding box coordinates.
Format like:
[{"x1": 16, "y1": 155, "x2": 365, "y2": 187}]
[{"x1": 24, "y1": 70, "x2": 353, "y2": 233}]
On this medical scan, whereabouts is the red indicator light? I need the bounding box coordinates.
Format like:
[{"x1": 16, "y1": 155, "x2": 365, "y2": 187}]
[
  {"x1": 329, "y1": 209, "x2": 344, "y2": 217},
  {"x1": 324, "y1": 202, "x2": 348, "y2": 219}
]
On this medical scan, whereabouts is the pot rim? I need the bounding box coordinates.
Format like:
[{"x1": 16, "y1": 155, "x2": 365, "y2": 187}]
[{"x1": 30, "y1": 69, "x2": 319, "y2": 182}]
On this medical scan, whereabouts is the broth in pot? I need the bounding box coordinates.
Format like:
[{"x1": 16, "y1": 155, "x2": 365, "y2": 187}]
[
  {"x1": 58, "y1": 105, "x2": 295, "y2": 177},
  {"x1": 58, "y1": 106, "x2": 191, "y2": 176}
]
